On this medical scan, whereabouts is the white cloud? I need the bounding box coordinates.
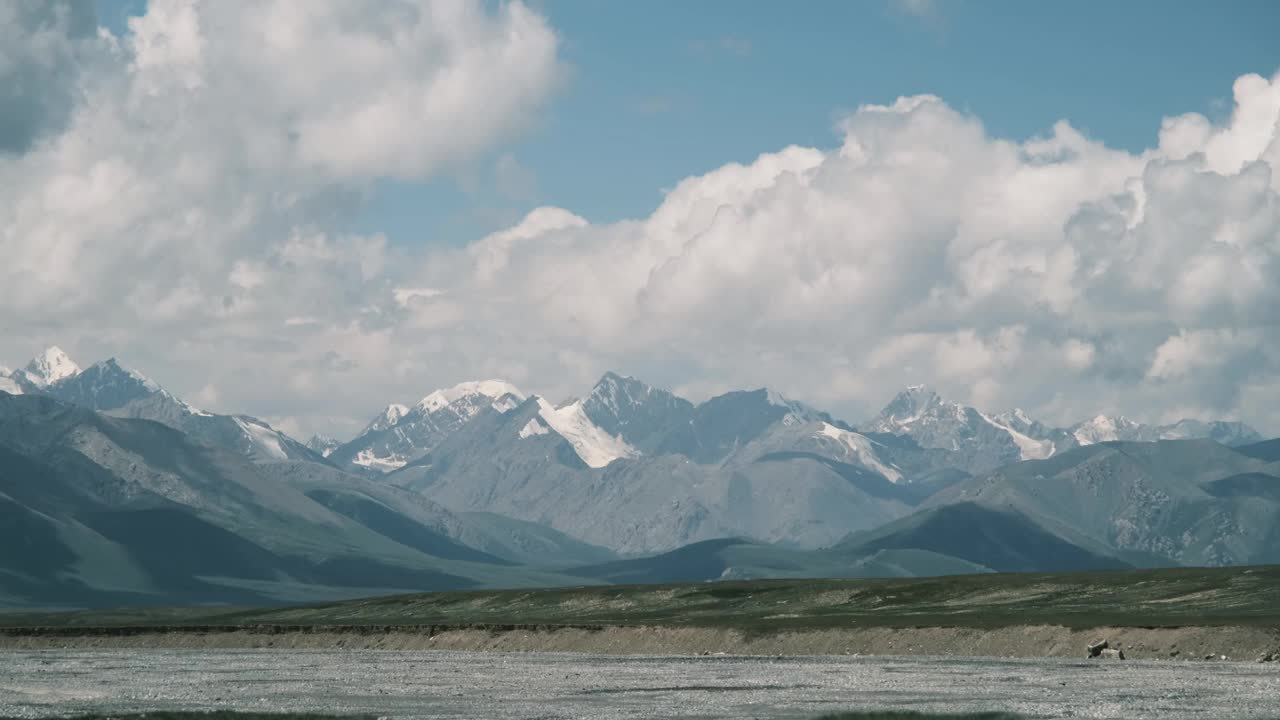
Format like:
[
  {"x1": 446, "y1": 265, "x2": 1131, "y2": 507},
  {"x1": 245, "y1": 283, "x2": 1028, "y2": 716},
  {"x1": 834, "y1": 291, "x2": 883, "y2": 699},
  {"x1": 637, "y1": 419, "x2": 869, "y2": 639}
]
[
  {"x1": 0, "y1": 2, "x2": 1277, "y2": 440},
  {"x1": 411, "y1": 71, "x2": 1280, "y2": 435},
  {"x1": 0, "y1": 0, "x2": 563, "y2": 436}
]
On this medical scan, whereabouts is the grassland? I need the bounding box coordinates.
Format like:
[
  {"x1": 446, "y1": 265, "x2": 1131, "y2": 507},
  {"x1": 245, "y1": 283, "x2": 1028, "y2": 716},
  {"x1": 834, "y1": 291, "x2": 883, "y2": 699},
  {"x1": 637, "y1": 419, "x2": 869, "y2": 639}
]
[{"x1": 2, "y1": 564, "x2": 1279, "y2": 634}]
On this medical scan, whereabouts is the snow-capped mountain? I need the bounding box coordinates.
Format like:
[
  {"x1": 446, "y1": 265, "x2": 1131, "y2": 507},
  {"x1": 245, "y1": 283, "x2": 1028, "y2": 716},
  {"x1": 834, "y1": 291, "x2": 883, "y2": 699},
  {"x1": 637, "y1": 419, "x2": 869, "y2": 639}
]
[
  {"x1": 11, "y1": 347, "x2": 320, "y2": 464},
  {"x1": 49, "y1": 358, "x2": 176, "y2": 412},
  {"x1": 580, "y1": 372, "x2": 694, "y2": 452},
  {"x1": 330, "y1": 379, "x2": 526, "y2": 473},
  {"x1": 389, "y1": 375, "x2": 917, "y2": 552},
  {"x1": 306, "y1": 434, "x2": 341, "y2": 457},
  {"x1": 524, "y1": 396, "x2": 638, "y2": 468},
  {"x1": 5, "y1": 347, "x2": 1276, "y2": 567},
  {"x1": 361, "y1": 404, "x2": 410, "y2": 435},
  {"x1": 861, "y1": 385, "x2": 1058, "y2": 473},
  {"x1": 809, "y1": 422, "x2": 904, "y2": 482},
  {"x1": 1159, "y1": 419, "x2": 1262, "y2": 446},
  {"x1": 863, "y1": 385, "x2": 1264, "y2": 473},
  {"x1": 1069, "y1": 414, "x2": 1147, "y2": 445},
  {"x1": 1069, "y1": 415, "x2": 1263, "y2": 447},
  {"x1": 14, "y1": 345, "x2": 81, "y2": 389}
]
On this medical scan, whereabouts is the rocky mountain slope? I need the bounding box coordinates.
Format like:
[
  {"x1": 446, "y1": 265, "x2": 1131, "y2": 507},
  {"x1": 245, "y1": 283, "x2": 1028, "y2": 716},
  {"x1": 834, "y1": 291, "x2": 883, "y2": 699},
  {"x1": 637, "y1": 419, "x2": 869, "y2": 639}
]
[
  {"x1": 387, "y1": 376, "x2": 922, "y2": 553},
  {"x1": 327, "y1": 380, "x2": 526, "y2": 474},
  {"x1": 0, "y1": 393, "x2": 594, "y2": 608},
  {"x1": 3, "y1": 348, "x2": 324, "y2": 465},
  {"x1": 2, "y1": 344, "x2": 1278, "y2": 608},
  {"x1": 860, "y1": 385, "x2": 1261, "y2": 474},
  {"x1": 874, "y1": 439, "x2": 1280, "y2": 568}
]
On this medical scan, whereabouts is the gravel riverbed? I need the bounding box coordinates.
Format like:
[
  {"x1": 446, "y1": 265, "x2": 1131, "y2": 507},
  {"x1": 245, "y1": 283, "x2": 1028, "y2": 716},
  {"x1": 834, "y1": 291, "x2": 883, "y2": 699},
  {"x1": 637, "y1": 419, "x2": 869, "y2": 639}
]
[{"x1": 2, "y1": 649, "x2": 1279, "y2": 720}]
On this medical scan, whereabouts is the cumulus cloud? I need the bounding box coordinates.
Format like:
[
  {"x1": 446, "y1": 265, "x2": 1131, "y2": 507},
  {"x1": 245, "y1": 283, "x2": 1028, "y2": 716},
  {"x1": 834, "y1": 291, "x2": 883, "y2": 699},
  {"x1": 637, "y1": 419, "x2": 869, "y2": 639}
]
[
  {"x1": 0, "y1": 0, "x2": 562, "y2": 434},
  {"x1": 410, "y1": 73, "x2": 1280, "y2": 435},
  {"x1": 0, "y1": 1, "x2": 1277, "y2": 439}
]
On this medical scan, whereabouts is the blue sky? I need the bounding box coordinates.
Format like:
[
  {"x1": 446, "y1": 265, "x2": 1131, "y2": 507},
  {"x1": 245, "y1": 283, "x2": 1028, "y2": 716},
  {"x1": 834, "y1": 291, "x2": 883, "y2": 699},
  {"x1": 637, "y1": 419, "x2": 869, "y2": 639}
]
[{"x1": 96, "y1": 0, "x2": 1280, "y2": 248}]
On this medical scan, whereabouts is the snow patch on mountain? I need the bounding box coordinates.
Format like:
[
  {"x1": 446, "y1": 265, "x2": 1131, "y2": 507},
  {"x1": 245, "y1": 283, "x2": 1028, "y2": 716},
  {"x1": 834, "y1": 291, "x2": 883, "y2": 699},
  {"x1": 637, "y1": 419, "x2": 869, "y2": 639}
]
[
  {"x1": 815, "y1": 422, "x2": 903, "y2": 482},
  {"x1": 518, "y1": 417, "x2": 550, "y2": 438},
  {"x1": 981, "y1": 412, "x2": 1054, "y2": 460},
  {"x1": 233, "y1": 417, "x2": 288, "y2": 460},
  {"x1": 418, "y1": 380, "x2": 524, "y2": 413},
  {"x1": 492, "y1": 395, "x2": 520, "y2": 413},
  {"x1": 1072, "y1": 414, "x2": 1139, "y2": 445},
  {"x1": 535, "y1": 397, "x2": 638, "y2": 468},
  {"x1": 0, "y1": 373, "x2": 21, "y2": 395},
  {"x1": 187, "y1": 402, "x2": 214, "y2": 418},
  {"x1": 353, "y1": 448, "x2": 408, "y2": 471}
]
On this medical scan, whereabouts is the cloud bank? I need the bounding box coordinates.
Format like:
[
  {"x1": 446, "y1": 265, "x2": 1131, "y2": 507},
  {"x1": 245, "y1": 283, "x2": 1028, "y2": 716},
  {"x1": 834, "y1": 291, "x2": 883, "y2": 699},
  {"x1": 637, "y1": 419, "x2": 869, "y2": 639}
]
[{"x1": 1, "y1": 1, "x2": 1278, "y2": 439}]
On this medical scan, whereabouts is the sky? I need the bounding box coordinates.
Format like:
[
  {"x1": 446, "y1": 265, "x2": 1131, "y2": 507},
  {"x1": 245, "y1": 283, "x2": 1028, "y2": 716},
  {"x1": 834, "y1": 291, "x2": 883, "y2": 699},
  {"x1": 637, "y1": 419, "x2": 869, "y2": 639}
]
[{"x1": 2, "y1": 0, "x2": 1280, "y2": 440}]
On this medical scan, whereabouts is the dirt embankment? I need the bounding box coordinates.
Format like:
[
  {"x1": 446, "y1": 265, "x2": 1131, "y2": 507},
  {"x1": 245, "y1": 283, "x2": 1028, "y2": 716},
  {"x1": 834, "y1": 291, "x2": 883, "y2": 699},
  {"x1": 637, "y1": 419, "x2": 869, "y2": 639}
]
[{"x1": 3, "y1": 623, "x2": 1279, "y2": 661}]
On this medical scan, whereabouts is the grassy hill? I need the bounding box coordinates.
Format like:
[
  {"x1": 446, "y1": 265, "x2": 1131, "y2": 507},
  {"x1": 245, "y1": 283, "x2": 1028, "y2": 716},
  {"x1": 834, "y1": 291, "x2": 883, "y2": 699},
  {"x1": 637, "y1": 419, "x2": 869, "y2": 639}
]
[{"x1": 4, "y1": 564, "x2": 1280, "y2": 633}]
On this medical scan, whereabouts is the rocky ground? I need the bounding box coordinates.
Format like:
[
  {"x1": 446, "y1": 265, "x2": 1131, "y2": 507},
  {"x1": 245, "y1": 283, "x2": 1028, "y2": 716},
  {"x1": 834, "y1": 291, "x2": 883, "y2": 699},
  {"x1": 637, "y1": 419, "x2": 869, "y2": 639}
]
[{"x1": 3, "y1": 623, "x2": 1280, "y2": 663}]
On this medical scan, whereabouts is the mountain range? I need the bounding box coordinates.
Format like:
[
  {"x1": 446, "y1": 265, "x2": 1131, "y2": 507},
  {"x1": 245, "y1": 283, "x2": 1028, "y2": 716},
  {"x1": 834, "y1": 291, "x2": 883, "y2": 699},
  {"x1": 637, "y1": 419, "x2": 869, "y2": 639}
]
[{"x1": 1, "y1": 346, "x2": 1276, "y2": 608}]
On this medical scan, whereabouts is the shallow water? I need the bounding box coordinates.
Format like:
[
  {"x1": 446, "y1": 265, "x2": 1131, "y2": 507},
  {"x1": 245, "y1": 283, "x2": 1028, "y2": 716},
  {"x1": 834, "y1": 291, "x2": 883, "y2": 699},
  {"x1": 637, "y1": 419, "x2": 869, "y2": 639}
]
[{"x1": 2, "y1": 649, "x2": 1278, "y2": 719}]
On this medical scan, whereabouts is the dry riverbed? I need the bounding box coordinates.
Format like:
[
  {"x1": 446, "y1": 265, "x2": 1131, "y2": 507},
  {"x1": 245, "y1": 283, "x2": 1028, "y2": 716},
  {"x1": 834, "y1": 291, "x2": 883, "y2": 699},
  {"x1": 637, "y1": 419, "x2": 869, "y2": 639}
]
[{"x1": 3, "y1": 624, "x2": 1280, "y2": 662}]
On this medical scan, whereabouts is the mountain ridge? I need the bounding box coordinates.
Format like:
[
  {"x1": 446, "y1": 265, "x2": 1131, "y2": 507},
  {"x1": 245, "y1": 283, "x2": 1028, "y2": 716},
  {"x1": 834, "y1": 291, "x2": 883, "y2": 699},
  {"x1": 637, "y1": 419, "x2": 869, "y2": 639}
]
[{"x1": 2, "y1": 344, "x2": 1278, "y2": 609}]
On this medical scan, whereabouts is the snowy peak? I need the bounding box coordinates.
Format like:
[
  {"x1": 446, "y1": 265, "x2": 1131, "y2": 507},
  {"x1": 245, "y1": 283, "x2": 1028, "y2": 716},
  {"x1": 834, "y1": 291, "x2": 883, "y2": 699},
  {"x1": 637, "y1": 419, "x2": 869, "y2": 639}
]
[
  {"x1": 863, "y1": 386, "x2": 1051, "y2": 469},
  {"x1": 882, "y1": 384, "x2": 941, "y2": 420},
  {"x1": 1071, "y1": 414, "x2": 1143, "y2": 445},
  {"x1": 94, "y1": 358, "x2": 162, "y2": 392},
  {"x1": 993, "y1": 408, "x2": 1037, "y2": 434},
  {"x1": 867, "y1": 384, "x2": 973, "y2": 434},
  {"x1": 20, "y1": 346, "x2": 81, "y2": 387},
  {"x1": 585, "y1": 371, "x2": 651, "y2": 411},
  {"x1": 361, "y1": 403, "x2": 410, "y2": 435},
  {"x1": 44, "y1": 357, "x2": 176, "y2": 414},
  {"x1": 416, "y1": 379, "x2": 525, "y2": 414},
  {"x1": 1069, "y1": 415, "x2": 1262, "y2": 447},
  {"x1": 531, "y1": 395, "x2": 638, "y2": 469},
  {"x1": 332, "y1": 379, "x2": 526, "y2": 474},
  {"x1": 866, "y1": 386, "x2": 1266, "y2": 472}
]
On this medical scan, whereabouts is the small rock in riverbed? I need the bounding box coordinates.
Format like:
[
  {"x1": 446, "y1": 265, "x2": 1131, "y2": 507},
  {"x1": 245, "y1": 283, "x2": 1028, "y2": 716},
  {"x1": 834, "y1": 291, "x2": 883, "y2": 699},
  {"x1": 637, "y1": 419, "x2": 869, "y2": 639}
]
[
  {"x1": 1087, "y1": 639, "x2": 1109, "y2": 658},
  {"x1": 1098, "y1": 648, "x2": 1125, "y2": 660},
  {"x1": 1257, "y1": 652, "x2": 1275, "y2": 663}
]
